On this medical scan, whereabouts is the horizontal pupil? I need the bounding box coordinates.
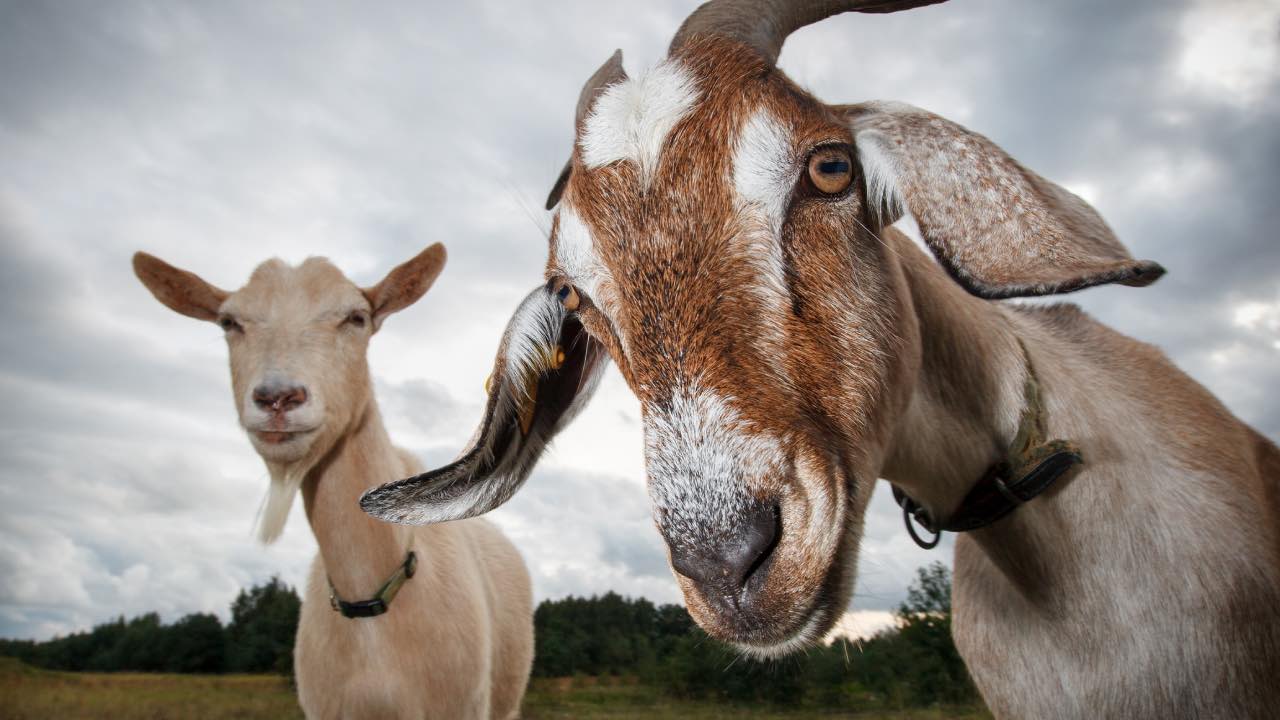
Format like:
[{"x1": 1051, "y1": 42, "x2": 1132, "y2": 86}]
[
  {"x1": 819, "y1": 159, "x2": 850, "y2": 174},
  {"x1": 557, "y1": 285, "x2": 571, "y2": 300}
]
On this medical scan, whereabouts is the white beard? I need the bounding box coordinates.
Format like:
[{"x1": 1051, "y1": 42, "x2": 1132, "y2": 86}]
[{"x1": 255, "y1": 466, "x2": 305, "y2": 544}]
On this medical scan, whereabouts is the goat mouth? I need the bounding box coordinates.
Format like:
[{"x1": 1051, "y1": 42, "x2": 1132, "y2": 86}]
[
  {"x1": 253, "y1": 429, "x2": 315, "y2": 444},
  {"x1": 732, "y1": 605, "x2": 833, "y2": 659}
]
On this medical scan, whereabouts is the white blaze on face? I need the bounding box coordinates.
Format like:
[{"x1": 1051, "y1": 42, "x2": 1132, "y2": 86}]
[
  {"x1": 644, "y1": 383, "x2": 786, "y2": 544},
  {"x1": 555, "y1": 207, "x2": 610, "y2": 305},
  {"x1": 732, "y1": 108, "x2": 796, "y2": 238},
  {"x1": 579, "y1": 60, "x2": 701, "y2": 184},
  {"x1": 730, "y1": 108, "x2": 795, "y2": 356}
]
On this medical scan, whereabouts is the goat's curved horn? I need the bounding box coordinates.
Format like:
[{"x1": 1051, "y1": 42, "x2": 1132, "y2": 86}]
[
  {"x1": 546, "y1": 49, "x2": 628, "y2": 210},
  {"x1": 669, "y1": 0, "x2": 948, "y2": 66}
]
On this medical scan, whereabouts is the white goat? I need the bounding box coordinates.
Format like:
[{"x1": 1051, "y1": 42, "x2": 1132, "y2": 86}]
[
  {"x1": 134, "y1": 245, "x2": 533, "y2": 719},
  {"x1": 359, "y1": 2, "x2": 1280, "y2": 718}
]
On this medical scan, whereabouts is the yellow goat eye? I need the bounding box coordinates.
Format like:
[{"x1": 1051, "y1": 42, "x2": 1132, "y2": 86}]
[
  {"x1": 555, "y1": 283, "x2": 580, "y2": 312},
  {"x1": 807, "y1": 147, "x2": 854, "y2": 195}
]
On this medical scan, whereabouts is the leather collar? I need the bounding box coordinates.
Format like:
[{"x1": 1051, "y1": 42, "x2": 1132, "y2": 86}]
[
  {"x1": 893, "y1": 340, "x2": 1082, "y2": 549},
  {"x1": 328, "y1": 549, "x2": 417, "y2": 619}
]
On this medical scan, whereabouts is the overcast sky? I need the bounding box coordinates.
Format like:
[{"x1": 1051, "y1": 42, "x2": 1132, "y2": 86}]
[{"x1": 1, "y1": 0, "x2": 1277, "y2": 641}]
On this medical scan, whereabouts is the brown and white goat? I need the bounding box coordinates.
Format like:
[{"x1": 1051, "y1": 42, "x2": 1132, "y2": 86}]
[
  {"x1": 133, "y1": 246, "x2": 532, "y2": 719},
  {"x1": 361, "y1": 2, "x2": 1280, "y2": 717}
]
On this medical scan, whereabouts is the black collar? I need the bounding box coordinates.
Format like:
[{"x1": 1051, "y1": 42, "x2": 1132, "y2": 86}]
[
  {"x1": 328, "y1": 549, "x2": 417, "y2": 619},
  {"x1": 893, "y1": 340, "x2": 1083, "y2": 549}
]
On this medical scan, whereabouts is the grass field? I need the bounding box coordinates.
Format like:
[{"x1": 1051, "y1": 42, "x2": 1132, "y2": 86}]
[
  {"x1": 0, "y1": 657, "x2": 991, "y2": 719},
  {"x1": 0, "y1": 657, "x2": 300, "y2": 720}
]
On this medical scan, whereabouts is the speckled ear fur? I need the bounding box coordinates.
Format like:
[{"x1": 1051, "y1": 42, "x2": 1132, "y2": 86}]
[
  {"x1": 846, "y1": 101, "x2": 1165, "y2": 299},
  {"x1": 360, "y1": 285, "x2": 609, "y2": 525}
]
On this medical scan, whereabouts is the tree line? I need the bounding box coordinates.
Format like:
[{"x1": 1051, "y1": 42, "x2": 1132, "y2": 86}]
[
  {"x1": 0, "y1": 577, "x2": 300, "y2": 676},
  {"x1": 0, "y1": 563, "x2": 979, "y2": 709}
]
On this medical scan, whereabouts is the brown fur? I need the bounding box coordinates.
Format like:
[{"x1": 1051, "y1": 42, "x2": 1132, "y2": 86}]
[
  {"x1": 550, "y1": 40, "x2": 912, "y2": 644},
  {"x1": 879, "y1": 232, "x2": 1280, "y2": 716},
  {"x1": 532, "y1": 30, "x2": 1278, "y2": 717},
  {"x1": 356, "y1": 11, "x2": 1277, "y2": 715}
]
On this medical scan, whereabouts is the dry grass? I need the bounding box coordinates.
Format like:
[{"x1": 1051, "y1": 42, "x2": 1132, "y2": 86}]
[
  {"x1": 0, "y1": 658, "x2": 302, "y2": 720},
  {"x1": 0, "y1": 658, "x2": 990, "y2": 719},
  {"x1": 522, "y1": 676, "x2": 991, "y2": 720}
]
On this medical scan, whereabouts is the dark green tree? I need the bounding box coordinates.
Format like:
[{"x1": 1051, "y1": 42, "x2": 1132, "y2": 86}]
[
  {"x1": 225, "y1": 576, "x2": 301, "y2": 674},
  {"x1": 887, "y1": 561, "x2": 977, "y2": 705},
  {"x1": 164, "y1": 613, "x2": 227, "y2": 673}
]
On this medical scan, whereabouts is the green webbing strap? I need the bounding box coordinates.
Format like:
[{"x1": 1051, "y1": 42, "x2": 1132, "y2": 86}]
[
  {"x1": 328, "y1": 549, "x2": 417, "y2": 619},
  {"x1": 999, "y1": 338, "x2": 1081, "y2": 501},
  {"x1": 895, "y1": 338, "x2": 1084, "y2": 548}
]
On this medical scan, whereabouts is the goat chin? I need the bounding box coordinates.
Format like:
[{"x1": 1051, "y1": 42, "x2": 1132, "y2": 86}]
[{"x1": 256, "y1": 467, "x2": 306, "y2": 544}]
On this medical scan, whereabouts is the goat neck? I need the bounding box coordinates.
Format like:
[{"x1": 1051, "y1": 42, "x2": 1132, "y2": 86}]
[
  {"x1": 300, "y1": 397, "x2": 413, "y2": 601},
  {"x1": 881, "y1": 230, "x2": 1043, "y2": 528}
]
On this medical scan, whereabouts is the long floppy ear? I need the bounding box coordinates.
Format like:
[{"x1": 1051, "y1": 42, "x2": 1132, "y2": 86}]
[
  {"x1": 360, "y1": 284, "x2": 609, "y2": 524},
  {"x1": 132, "y1": 252, "x2": 229, "y2": 322},
  {"x1": 846, "y1": 101, "x2": 1165, "y2": 299},
  {"x1": 363, "y1": 242, "x2": 446, "y2": 331}
]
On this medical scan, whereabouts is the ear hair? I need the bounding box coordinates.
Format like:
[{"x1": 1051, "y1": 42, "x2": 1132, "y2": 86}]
[
  {"x1": 363, "y1": 243, "x2": 447, "y2": 330},
  {"x1": 360, "y1": 284, "x2": 608, "y2": 525},
  {"x1": 846, "y1": 101, "x2": 1165, "y2": 299},
  {"x1": 132, "y1": 252, "x2": 229, "y2": 322},
  {"x1": 853, "y1": 129, "x2": 906, "y2": 230}
]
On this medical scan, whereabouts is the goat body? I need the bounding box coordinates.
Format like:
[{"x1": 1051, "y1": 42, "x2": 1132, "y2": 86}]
[
  {"x1": 883, "y1": 230, "x2": 1280, "y2": 718},
  {"x1": 295, "y1": 408, "x2": 531, "y2": 720},
  {"x1": 133, "y1": 247, "x2": 533, "y2": 719}
]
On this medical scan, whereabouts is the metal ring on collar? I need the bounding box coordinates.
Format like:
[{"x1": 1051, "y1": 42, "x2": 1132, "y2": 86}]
[{"x1": 903, "y1": 502, "x2": 941, "y2": 550}]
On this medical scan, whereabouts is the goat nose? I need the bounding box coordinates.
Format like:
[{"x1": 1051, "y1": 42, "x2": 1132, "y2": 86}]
[
  {"x1": 668, "y1": 502, "x2": 780, "y2": 596},
  {"x1": 252, "y1": 384, "x2": 308, "y2": 413}
]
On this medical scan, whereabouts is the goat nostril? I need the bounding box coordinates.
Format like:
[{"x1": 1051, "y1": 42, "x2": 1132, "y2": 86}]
[
  {"x1": 252, "y1": 388, "x2": 271, "y2": 410},
  {"x1": 669, "y1": 502, "x2": 781, "y2": 596},
  {"x1": 282, "y1": 387, "x2": 308, "y2": 410},
  {"x1": 252, "y1": 384, "x2": 309, "y2": 413}
]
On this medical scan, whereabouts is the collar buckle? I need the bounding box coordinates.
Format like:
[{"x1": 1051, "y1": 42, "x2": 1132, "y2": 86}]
[{"x1": 991, "y1": 473, "x2": 1022, "y2": 506}]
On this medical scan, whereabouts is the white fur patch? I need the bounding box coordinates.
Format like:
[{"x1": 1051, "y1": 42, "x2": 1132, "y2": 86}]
[
  {"x1": 730, "y1": 109, "x2": 796, "y2": 356},
  {"x1": 580, "y1": 60, "x2": 700, "y2": 183},
  {"x1": 555, "y1": 207, "x2": 609, "y2": 304},
  {"x1": 644, "y1": 382, "x2": 786, "y2": 541},
  {"x1": 853, "y1": 129, "x2": 906, "y2": 224},
  {"x1": 256, "y1": 466, "x2": 305, "y2": 544},
  {"x1": 732, "y1": 108, "x2": 796, "y2": 237},
  {"x1": 503, "y1": 289, "x2": 564, "y2": 406}
]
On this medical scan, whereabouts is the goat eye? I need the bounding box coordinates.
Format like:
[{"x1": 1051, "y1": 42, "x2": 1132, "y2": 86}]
[
  {"x1": 344, "y1": 311, "x2": 368, "y2": 328},
  {"x1": 217, "y1": 315, "x2": 242, "y2": 333},
  {"x1": 807, "y1": 147, "x2": 854, "y2": 195},
  {"x1": 555, "y1": 283, "x2": 580, "y2": 312}
]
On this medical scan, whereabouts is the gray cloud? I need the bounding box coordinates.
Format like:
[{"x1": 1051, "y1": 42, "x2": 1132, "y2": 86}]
[{"x1": 1, "y1": 0, "x2": 1276, "y2": 639}]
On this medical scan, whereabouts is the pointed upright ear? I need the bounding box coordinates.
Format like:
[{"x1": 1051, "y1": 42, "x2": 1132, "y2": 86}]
[
  {"x1": 363, "y1": 243, "x2": 447, "y2": 331},
  {"x1": 845, "y1": 101, "x2": 1165, "y2": 299},
  {"x1": 360, "y1": 283, "x2": 609, "y2": 525},
  {"x1": 132, "y1": 252, "x2": 229, "y2": 322}
]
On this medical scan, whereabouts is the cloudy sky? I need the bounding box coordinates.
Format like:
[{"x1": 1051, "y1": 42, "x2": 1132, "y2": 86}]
[{"x1": 1, "y1": 0, "x2": 1277, "y2": 641}]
